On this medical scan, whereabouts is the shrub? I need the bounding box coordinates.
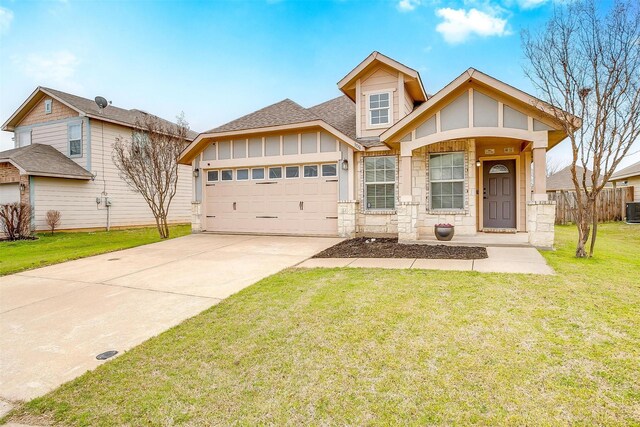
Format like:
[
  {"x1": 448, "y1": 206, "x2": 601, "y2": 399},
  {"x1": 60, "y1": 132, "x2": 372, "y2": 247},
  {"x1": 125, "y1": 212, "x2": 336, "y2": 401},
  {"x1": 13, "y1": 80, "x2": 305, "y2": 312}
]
[
  {"x1": 46, "y1": 210, "x2": 61, "y2": 234},
  {"x1": 0, "y1": 202, "x2": 32, "y2": 241}
]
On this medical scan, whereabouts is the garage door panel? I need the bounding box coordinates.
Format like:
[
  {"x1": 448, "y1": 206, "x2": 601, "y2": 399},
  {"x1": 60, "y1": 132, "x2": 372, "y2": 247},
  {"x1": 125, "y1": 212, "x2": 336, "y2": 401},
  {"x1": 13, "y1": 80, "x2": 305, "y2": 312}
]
[{"x1": 203, "y1": 166, "x2": 337, "y2": 236}]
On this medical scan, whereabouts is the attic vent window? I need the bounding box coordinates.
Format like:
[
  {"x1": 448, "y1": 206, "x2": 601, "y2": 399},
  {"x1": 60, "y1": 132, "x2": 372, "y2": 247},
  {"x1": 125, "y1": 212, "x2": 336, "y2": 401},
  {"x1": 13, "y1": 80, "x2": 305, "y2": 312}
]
[
  {"x1": 368, "y1": 92, "x2": 391, "y2": 126},
  {"x1": 44, "y1": 99, "x2": 52, "y2": 114}
]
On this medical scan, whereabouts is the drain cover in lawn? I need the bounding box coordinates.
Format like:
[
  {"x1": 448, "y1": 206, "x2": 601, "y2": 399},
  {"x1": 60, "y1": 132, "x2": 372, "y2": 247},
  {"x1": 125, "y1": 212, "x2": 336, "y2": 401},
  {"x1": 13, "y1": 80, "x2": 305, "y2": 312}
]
[{"x1": 314, "y1": 238, "x2": 487, "y2": 259}]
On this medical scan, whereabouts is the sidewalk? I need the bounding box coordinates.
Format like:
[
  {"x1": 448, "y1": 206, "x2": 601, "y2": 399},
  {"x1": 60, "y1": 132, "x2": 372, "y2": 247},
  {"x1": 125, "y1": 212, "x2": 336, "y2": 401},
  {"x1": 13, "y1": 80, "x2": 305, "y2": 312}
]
[{"x1": 297, "y1": 247, "x2": 554, "y2": 275}]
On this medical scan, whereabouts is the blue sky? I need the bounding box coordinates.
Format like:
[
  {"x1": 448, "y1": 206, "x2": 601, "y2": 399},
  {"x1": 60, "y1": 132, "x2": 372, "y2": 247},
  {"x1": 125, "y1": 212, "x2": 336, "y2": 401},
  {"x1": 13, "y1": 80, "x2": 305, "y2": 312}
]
[{"x1": 0, "y1": 0, "x2": 636, "y2": 169}]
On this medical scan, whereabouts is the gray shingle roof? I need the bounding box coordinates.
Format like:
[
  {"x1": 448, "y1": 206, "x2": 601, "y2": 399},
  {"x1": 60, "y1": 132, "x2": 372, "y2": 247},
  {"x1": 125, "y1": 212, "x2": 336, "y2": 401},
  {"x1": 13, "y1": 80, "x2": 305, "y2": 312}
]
[
  {"x1": 0, "y1": 144, "x2": 93, "y2": 180},
  {"x1": 204, "y1": 94, "x2": 402, "y2": 149},
  {"x1": 308, "y1": 96, "x2": 357, "y2": 140},
  {"x1": 547, "y1": 165, "x2": 607, "y2": 191},
  {"x1": 207, "y1": 99, "x2": 319, "y2": 133},
  {"x1": 41, "y1": 87, "x2": 198, "y2": 141},
  {"x1": 611, "y1": 160, "x2": 640, "y2": 181}
]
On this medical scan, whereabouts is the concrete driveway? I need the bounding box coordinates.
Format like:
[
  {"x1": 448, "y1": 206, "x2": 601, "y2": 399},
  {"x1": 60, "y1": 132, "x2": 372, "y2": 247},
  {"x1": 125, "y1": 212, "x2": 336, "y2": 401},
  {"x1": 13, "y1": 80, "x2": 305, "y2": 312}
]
[{"x1": 0, "y1": 233, "x2": 341, "y2": 406}]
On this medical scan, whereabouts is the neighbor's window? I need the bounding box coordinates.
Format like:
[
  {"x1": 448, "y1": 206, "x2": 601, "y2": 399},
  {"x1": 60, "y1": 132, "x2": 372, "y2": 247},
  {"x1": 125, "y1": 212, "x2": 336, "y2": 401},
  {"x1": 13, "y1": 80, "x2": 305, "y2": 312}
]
[
  {"x1": 430, "y1": 152, "x2": 465, "y2": 210},
  {"x1": 236, "y1": 169, "x2": 249, "y2": 180},
  {"x1": 207, "y1": 170, "x2": 218, "y2": 182},
  {"x1": 285, "y1": 166, "x2": 299, "y2": 179},
  {"x1": 321, "y1": 163, "x2": 337, "y2": 177},
  {"x1": 268, "y1": 166, "x2": 282, "y2": 179},
  {"x1": 68, "y1": 123, "x2": 82, "y2": 157},
  {"x1": 17, "y1": 130, "x2": 31, "y2": 147},
  {"x1": 369, "y1": 92, "x2": 391, "y2": 126},
  {"x1": 251, "y1": 168, "x2": 265, "y2": 180},
  {"x1": 221, "y1": 169, "x2": 233, "y2": 181},
  {"x1": 303, "y1": 165, "x2": 318, "y2": 178},
  {"x1": 364, "y1": 156, "x2": 395, "y2": 210}
]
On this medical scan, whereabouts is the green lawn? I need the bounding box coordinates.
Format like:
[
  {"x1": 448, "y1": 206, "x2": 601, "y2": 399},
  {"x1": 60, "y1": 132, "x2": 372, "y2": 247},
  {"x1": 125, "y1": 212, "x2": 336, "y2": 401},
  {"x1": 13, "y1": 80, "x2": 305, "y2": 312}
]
[
  {"x1": 0, "y1": 225, "x2": 190, "y2": 276},
  {"x1": 5, "y1": 223, "x2": 640, "y2": 426}
]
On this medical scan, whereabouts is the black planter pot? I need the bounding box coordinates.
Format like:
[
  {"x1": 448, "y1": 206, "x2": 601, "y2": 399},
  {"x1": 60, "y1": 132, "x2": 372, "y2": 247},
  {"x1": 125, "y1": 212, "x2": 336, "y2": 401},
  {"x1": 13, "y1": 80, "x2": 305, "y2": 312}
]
[{"x1": 434, "y1": 226, "x2": 454, "y2": 241}]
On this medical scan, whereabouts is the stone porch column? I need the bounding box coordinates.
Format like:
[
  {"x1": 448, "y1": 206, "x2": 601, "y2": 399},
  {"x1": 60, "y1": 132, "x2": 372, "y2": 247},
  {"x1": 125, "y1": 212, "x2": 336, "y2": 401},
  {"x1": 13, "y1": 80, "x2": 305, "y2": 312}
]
[
  {"x1": 338, "y1": 200, "x2": 359, "y2": 238},
  {"x1": 191, "y1": 201, "x2": 202, "y2": 233},
  {"x1": 397, "y1": 201, "x2": 419, "y2": 242},
  {"x1": 527, "y1": 200, "x2": 556, "y2": 249}
]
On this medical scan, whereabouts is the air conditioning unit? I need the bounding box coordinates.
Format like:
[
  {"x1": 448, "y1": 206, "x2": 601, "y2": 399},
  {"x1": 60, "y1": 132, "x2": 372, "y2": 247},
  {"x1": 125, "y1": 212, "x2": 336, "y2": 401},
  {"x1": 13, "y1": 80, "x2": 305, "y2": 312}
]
[{"x1": 626, "y1": 202, "x2": 640, "y2": 224}]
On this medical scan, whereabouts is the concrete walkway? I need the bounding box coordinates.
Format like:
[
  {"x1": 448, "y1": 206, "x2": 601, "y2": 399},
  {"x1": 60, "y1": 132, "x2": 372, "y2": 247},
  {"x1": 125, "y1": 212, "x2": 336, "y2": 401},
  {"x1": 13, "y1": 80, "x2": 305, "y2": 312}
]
[
  {"x1": 0, "y1": 234, "x2": 341, "y2": 411},
  {"x1": 297, "y1": 247, "x2": 554, "y2": 275}
]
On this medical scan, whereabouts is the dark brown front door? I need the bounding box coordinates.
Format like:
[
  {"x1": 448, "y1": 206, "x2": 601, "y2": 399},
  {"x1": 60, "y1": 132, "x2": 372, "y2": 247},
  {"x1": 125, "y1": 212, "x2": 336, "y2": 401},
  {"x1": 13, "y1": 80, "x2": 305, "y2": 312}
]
[{"x1": 483, "y1": 159, "x2": 516, "y2": 229}]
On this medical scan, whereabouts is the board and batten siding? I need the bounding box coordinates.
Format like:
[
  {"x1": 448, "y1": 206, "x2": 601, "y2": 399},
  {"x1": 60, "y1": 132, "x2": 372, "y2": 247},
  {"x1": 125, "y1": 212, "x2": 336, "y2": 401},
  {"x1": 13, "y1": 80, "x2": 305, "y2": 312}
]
[
  {"x1": 30, "y1": 120, "x2": 190, "y2": 230},
  {"x1": 359, "y1": 67, "x2": 401, "y2": 139}
]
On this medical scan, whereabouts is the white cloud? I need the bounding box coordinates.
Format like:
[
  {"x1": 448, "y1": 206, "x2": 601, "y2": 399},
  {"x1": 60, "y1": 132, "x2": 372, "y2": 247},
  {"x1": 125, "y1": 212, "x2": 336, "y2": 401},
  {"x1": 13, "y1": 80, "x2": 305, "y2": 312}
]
[
  {"x1": 13, "y1": 51, "x2": 81, "y2": 88},
  {"x1": 516, "y1": 0, "x2": 548, "y2": 9},
  {"x1": 397, "y1": 0, "x2": 421, "y2": 12},
  {"x1": 0, "y1": 7, "x2": 14, "y2": 35},
  {"x1": 435, "y1": 7, "x2": 510, "y2": 44}
]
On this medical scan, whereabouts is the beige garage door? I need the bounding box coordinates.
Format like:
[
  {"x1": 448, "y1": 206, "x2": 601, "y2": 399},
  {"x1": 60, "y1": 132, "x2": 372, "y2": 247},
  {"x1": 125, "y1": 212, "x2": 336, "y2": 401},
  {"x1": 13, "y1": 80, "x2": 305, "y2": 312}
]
[{"x1": 203, "y1": 164, "x2": 338, "y2": 236}]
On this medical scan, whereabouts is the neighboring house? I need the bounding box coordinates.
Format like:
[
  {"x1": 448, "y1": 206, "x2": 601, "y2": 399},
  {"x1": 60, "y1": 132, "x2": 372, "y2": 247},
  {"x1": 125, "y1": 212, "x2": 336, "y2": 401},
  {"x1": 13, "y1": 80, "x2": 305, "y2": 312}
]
[
  {"x1": 610, "y1": 160, "x2": 640, "y2": 201},
  {"x1": 179, "y1": 52, "x2": 577, "y2": 248},
  {"x1": 546, "y1": 165, "x2": 608, "y2": 192},
  {"x1": 0, "y1": 87, "x2": 195, "y2": 231}
]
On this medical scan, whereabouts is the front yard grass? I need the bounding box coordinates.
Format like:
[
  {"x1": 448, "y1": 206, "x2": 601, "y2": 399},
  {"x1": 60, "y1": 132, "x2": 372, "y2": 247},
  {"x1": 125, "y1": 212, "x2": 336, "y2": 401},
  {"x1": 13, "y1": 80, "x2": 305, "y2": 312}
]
[
  {"x1": 0, "y1": 225, "x2": 190, "y2": 276},
  {"x1": 6, "y1": 223, "x2": 640, "y2": 425}
]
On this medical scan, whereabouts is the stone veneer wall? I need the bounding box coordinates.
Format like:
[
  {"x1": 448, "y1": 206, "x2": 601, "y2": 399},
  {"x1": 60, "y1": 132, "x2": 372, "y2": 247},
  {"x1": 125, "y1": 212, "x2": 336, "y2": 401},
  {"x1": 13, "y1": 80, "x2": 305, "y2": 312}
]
[
  {"x1": 415, "y1": 139, "x2": 477, "y2": 237},
  {"x1": 191, "y1": 201, "x2": 202, "y2": 233},
  {"x1": 354, "y1": 150, "x2": 400, "y2": 235},
  {"x1": 337, "y1": 201, "x2": 358, "y2": 237},
  {"x1": 353, "y1": 140, "x2": 478, "y2": 239},
  {"x1": 527, "y1": 200, "x2": 556, "y2": 249}
]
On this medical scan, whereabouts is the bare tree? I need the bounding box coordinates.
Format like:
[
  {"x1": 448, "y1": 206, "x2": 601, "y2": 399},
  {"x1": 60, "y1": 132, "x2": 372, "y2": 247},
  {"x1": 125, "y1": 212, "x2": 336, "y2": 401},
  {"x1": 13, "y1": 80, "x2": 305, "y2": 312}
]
[
  {"x1": 113, "y1": 113, "x2": 189, "y2": 239},
  {"x1": 0, "y1": 202, "x2": 32, "y2": 241},
  {"x1": 546, "y1": 158, "x2": 564, "y2": 178},
  {"x1": 522, "y1": 0, "x2": 640, "y2": 257},
  {"x1": 46, "y1": 210, "x2": 61, "y2": 234}
]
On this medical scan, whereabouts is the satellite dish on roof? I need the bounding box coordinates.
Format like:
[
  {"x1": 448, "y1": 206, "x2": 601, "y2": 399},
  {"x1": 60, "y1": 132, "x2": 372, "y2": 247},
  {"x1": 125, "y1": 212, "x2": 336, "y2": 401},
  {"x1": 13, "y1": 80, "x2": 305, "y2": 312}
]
[{"x1": 95, "y1": 96, "x2": 108, "y2": 109}]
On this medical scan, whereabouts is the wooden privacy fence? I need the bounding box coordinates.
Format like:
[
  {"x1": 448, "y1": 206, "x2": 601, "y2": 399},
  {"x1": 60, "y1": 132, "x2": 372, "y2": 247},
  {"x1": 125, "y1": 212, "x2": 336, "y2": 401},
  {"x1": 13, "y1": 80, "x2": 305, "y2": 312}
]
[{"x1": 547, "y1": 187, "x2": 634, "y2": 225}]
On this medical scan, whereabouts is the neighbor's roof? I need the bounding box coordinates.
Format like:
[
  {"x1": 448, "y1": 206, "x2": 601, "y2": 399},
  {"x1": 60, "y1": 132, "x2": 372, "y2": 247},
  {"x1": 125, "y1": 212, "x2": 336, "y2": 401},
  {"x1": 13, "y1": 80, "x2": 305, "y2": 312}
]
[
  {"x1": 0, "y1": 144, "x2": 93, "y2": 180},
  {"x1": 610, "y1": 161, "x2": 640, "y2": 181},
  {"x1": 546, "y1": 165, "x2": 608, "y2": 191},
  {"x1": 2, "y1": 87, "x2": 198, "y2": 141}
]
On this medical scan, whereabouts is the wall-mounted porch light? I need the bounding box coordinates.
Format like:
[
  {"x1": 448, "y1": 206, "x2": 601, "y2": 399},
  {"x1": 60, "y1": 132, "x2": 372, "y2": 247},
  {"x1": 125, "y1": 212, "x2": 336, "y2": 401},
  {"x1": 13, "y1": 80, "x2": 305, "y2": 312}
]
[
  {"x1": 19, "y1": 183, "x2": 26, "y2": 193},
  {"x1": 476, "y1": 160, "x2": 481, "y2": 168},
  {"x1": 341, "y1": 159, "x2": 349, "y2": 171},
  {"x1": 193, "y1": 168, "x2": 200, "y2": 178}
]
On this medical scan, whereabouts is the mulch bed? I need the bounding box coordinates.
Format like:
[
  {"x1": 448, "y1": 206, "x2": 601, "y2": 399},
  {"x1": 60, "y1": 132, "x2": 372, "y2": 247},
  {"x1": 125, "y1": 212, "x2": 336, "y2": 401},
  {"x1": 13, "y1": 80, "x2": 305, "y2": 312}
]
[{"x1": 313, "y1": 237, "x2": 488, "y2": 260}]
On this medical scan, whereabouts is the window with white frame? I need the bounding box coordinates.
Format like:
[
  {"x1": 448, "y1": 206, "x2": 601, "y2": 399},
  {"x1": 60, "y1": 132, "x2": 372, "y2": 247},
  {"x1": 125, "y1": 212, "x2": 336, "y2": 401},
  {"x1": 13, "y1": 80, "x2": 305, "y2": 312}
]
[
  {"x1": 17, "y1": 130, "x2": 31, "y2": 147},
  {"x1": 303, "y1": 165, "x2": 318, "y2": 178},
  {"x1": 368, "y1": 92, "x2": 391, "y2": 126},
  {"x1": 321, "y1": 163, "x2": 337, "y2": 177},
  {"x1": 236, "y1": 169, "x2": 249, "y2": 180},
  {"x1": 207, "y1": 170, "x2": 218, "y2": 182},
  {"x1": 68, "y1": 123, "x2": 82, "y2": 157},
  {"x1": 364, "y1": 156, "x2": 395, "y2": 210},
  {"x1": 251, "y1": 168, "x2": 265, "y2": 180},
  {"x1": 285, "y1": 166, "x2": 299, "y2": 178},
  {"x1": 268, "y1": 166, "x2": 282, "y2": 179},
  {"x1": 221, "y1": 169, "x2": 233, "y2": 181},
  {"x1": 44, "y1": 99, "x2": 52, "y2": 114},
  {"x1": 430, "y1": 152, "x2": 465, "y2": 210}
]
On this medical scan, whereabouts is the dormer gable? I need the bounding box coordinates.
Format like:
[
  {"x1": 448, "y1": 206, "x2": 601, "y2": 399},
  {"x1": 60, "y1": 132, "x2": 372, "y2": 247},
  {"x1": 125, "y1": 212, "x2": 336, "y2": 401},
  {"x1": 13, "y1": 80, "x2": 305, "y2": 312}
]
[{"x1": 338, "y1": 52, "x2": 427, "y2": 139}]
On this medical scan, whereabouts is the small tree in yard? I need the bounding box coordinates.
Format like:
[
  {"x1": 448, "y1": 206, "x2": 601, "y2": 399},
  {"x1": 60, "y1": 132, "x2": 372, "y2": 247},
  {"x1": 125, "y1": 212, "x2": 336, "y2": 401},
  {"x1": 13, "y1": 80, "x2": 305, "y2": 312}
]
[
  {"x1": 113, "y1": 113, "x2": 189, "y2": 239},
  {"x1": 522, "y1": 0, "x2": 640, "y2": 257},
  {"x1": 0, "y1": 202, "x2": 32, "y2": 241},
  {"x1": 46, "y1": 210, "x2": 61, "y2": 234}
]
